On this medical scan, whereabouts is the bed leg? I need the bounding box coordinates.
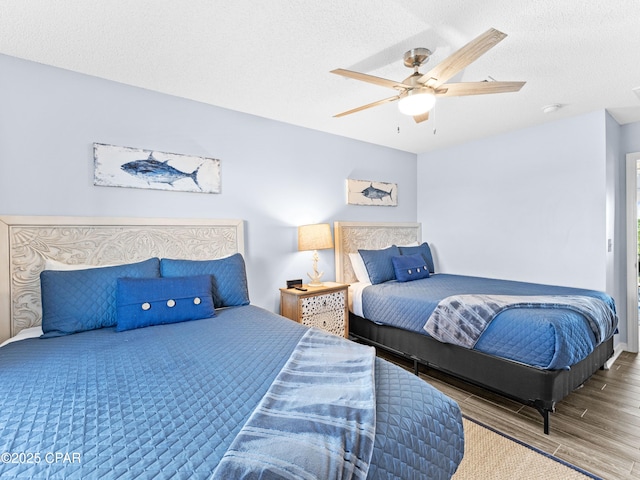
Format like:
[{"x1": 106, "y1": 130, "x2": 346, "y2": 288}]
[
  {"x1": 533, "y1": 401, "x2": 554, "y2": 435},
  {"x1": 413, "y1": 358, "x2": 419, "y2": 376},
  {"x1": 543, "y1": 410, "x2": 550, "y2": 435}
]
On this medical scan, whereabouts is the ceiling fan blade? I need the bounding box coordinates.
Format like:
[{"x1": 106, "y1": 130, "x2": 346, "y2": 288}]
[
  {"x1": 333, "y1": 95, "x2": 400, "y2": 118},
  {"x1": 435, "y1": 81, "x2": 525, "y2": 97},
  {"x1": 418, "y1": 28, "x2": 507, "y2": 88},
  {"x1": 413, "y1": 112, "x2": 430, "y2": 123},
  {"x1": 331, "y1": 68, "x2": 409, "y2": 91}
]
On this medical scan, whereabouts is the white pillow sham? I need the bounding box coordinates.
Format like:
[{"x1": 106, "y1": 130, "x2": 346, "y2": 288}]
[
  {"x1": 44, "y1": 259, "x2": 117, "y2": 271},
  {"x1": 349, "y1": 253, "x2": 371, "y2": 283},
  {"x1": 396, "y1": 241, "x2": 420, "y2": 248},
  {"x1": 0, "y1": 326, "x2": 43, "y2": 348}
]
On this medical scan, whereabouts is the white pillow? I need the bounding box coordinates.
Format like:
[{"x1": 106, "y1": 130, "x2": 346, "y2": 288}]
[
  {"x1": 349, "y1": 253, "x2": 371, "y2": 283},
  {"x1": 44, "y1": 258, "x2": 116, "y2": 271},
  {"x1": 0, "y1": 326, "x2": 43, "y2": 348},
  {"x1": 395, "y1": 241, "x2": 420, "y2": 248}
]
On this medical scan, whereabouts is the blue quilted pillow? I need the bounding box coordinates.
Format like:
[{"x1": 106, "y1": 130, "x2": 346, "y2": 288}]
[
  {"x1": 40, "y1": 258, "x2": 161, "y2": 338},
  {"x1": 398, "y1": 242, "x2": 435, "y2": 273},
  {"x1": 391, "y1": 254, "x2": 430, "y2": 282},
  {"x1": 160, "y1": 253, "x2": 250, "y2": 307},
  {"x1": 358, "y1": 246, "x2": 400, "y2": 284},
  {"x1": 116, "y1": 275, "x2": 215, "y2": 332}
]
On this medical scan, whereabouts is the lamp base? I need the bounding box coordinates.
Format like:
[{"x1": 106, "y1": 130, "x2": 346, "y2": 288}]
[
  {"x1": 307, "y1": 271, "x2": 324, "y2": 287},
  {"x1": 306, "y1": 249, "x2": 324, "y2": 286}
]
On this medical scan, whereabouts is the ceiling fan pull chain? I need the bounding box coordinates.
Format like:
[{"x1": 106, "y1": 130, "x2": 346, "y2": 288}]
[{"x1": 432, "y1": 107, "x2": 437, "y2": 135}]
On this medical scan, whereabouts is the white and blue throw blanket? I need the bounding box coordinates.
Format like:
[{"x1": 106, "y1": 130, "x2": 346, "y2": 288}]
[
  {"x1": 424, "y1": 294, "x2": 618, "y2": 350},
  {"x1": 211, "y1": 328, "x2": 377, "y2": 480}
]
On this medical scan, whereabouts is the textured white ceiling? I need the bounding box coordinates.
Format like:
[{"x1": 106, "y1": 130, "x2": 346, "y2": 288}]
[{"x1": 2, "y1": 0, "x2": 640, "y2": 154}]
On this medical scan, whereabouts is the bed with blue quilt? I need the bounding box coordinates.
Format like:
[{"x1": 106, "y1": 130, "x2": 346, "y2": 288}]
[
  {"x1": 0, "y1": 216, "x2": 464, "y2": 479},
  {"x1": 335, "y1": 221, "x2": 618, "y2": 434}
]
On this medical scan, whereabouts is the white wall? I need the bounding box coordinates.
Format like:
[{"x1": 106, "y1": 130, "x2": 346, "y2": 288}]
[
  {"x1": 605, "y1": 113, "x2": 626, "y2": 345},
  {"x1": 417, "y1": 112, "x2": 609, "y2": 289},
  {"x1": 0, "y1": 54, "x2": 417, "y2": 312},
  {"x1": 621, "y1": 120, "x2": 640, "y2": 153},
  {"x1": 621, "y1": 119, "x2": 640, "y2": 350}
]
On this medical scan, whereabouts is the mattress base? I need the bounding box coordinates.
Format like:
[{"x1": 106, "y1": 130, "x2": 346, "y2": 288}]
[{"x1": 349, "y1": 312, "x2": 614, "y2": 434}]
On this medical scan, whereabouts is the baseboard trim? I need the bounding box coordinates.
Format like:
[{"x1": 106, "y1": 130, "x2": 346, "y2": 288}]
[{"x1": 605, "y1": 342, "x2": 627, "y2": 369}]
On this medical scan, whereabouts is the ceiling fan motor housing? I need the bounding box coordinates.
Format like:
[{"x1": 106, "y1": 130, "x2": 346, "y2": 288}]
[{"x1": 403, "y1": 48, "x2": 432, "y2": 68}]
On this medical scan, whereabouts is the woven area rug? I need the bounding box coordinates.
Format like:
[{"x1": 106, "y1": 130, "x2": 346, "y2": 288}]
[{"x1": 452, "y1": 417, "x2": 601, "y2": 480}]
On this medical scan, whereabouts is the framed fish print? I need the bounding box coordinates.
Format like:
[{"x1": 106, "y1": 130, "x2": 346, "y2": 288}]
[
  {"x1": 93, "y1": 143, "x2": 221, "y2": 194},
  {"x1": 346, "y1": 179, "x2": 397, "y2": 206}
]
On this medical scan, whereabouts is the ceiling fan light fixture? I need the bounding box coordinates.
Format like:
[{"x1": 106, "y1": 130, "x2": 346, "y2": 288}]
[{"x1": 398, "y1": 89, "x2": 436, "y2": 116}]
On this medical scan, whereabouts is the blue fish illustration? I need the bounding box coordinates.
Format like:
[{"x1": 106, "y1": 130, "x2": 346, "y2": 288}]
[
  {"x1": 361, "y1": 183, "x2": 393, "y2": 201},
  {"x1": 121, "y1": 152, "x2": 201, "y2": 189}
]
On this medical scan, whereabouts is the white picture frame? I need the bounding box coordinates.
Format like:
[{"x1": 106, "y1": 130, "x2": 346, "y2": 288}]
[
  {"x1": 346, "y1": 178, "x2": 397, "y2": 206},
  {"x1": 93, "y1": 143, "x2": 221, "y2": 194}
]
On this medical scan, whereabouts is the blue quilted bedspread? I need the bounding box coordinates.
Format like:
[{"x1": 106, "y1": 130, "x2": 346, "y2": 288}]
[
  {"x1": 0, "y1": 305, "x2": 463, "y2": 479},
  {"x1": 362, "y1": 274, "x2": 617, "y2": 370}
]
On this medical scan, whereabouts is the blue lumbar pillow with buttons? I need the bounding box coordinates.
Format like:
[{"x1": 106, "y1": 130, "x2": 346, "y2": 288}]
[
  {"x1": 398, "y1": 242, "x2": 435, "y2": 273},
  {"x1": 116, "y1": 275, "x2": 215, "y2": 332},
  {"x1": 391, "y1": 254, "x2": 431, "y2": 282}
]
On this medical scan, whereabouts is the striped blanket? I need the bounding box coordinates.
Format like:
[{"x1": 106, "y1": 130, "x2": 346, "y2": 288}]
[
  {"x1": 211, "y1": 328, "x2": 376, "y2": 480},
  {"x1": 424, "y1": 294, "x2": 618, "y2": 349}
]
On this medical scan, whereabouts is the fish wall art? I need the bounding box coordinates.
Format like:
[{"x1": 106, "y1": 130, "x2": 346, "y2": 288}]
[
  {"x1": 93, "y1": 143, "x2": 221, "y2": 194},
  {"x1": 346, "y1": 179, "x2": 397, "y2": 206}
]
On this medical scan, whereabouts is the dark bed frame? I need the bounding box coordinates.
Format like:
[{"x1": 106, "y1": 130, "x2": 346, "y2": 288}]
[
  {"x1": 334, "y1": 221, "x2": 615, "y2": 435},
  {"x1": 349, "y1": 312, "x2": 614, "y2": 434}
]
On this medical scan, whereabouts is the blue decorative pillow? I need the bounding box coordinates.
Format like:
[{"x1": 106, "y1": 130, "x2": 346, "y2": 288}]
[
  {"x1": 398, "y1": 242, "x2": 435, "y2": 273},
  {"x1": 40, "y1": 258, "x2": 161, "y2": 338},
  {"x1": 160, "y1": 253, "x2": 250, "y2": 307},
  {"x1": 116, "y1": 275, "x2": 215, "y2": 332},
  {"x1": 358, "y1": 246, "x2": 400, "y2": 285},
  {"x1": 391, "y1": 254, "x2": 430, "y2": 282}
]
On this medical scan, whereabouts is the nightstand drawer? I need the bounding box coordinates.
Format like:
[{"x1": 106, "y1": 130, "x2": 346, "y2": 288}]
[{"x1": 300, "y1": 291, "x2": 345, "y2": 316}]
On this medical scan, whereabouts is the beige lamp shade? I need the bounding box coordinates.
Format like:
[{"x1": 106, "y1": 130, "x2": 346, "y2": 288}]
[
  {"x1": 297, "y1": 223, "x2": 333, "y2": 286},
  {"x1": 298, "y1": 223, "x2": 333, "y2": 251}
]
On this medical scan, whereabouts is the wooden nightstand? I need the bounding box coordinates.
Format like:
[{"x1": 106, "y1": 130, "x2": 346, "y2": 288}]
[{"x1": 279, "y1": 282, "x2": 349, "y2": 338}]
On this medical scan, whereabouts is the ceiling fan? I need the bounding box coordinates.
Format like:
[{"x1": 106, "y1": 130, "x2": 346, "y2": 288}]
[{"x1": 331, "y1": 28, "x2": 525, "y2": 123}]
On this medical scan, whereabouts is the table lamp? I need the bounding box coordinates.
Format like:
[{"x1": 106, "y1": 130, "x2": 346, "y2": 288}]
[{"x1": 297, "y1": 223, "x2": 334, "y2": 286}]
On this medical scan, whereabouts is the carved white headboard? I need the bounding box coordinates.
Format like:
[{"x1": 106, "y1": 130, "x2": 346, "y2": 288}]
[
  {"x1": 334, "y1": 221, "x2": 421, "y2": 284},
  {"x1": 0, "y1": 216, "x2": 244, "y2": 342}
]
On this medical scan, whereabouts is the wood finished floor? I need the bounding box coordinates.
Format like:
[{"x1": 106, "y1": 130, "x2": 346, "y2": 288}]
[{"x1": 378, "y1": 349, "x2": 640, "y2": 480}]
